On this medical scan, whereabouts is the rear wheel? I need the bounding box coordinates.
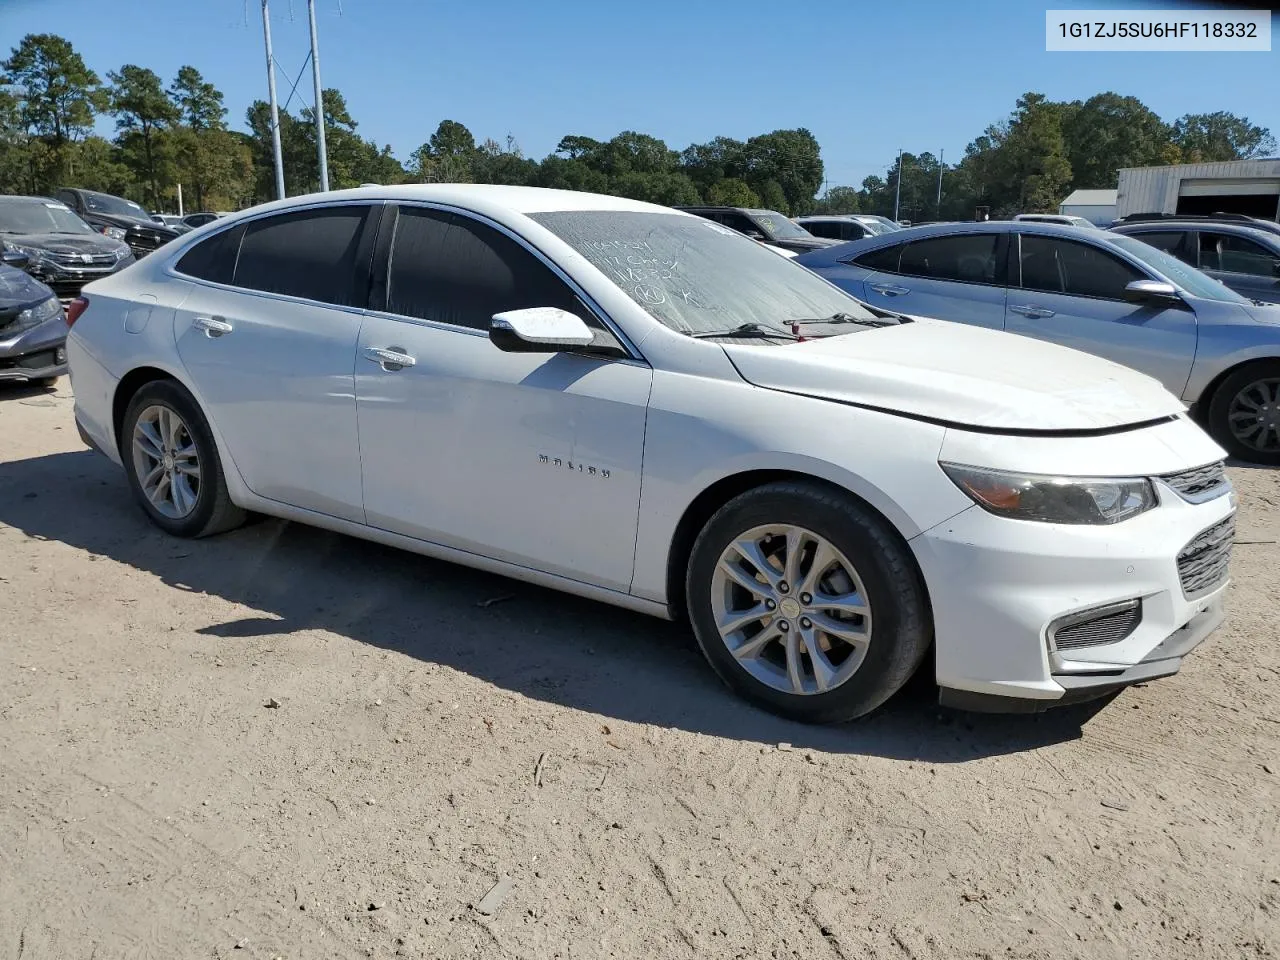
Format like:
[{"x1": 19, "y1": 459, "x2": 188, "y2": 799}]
[
  {"x1": 1207, "y1": 360, "x2": 1280, "y2": 465},
  {"x1": 120, "y1": 380, "x2": 246, "y2": 537},
  {"x1": 685, "y1": 481, "x2": 931, "y2": 724}
]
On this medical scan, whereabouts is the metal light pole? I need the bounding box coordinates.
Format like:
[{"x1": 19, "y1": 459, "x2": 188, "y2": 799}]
[
  {"x1": 307, "y1": 0, "x2": 330, "y2": 192},
  {"x1": 261, "y1": 0, "x2": 286, "y2": 200},
  {"x1": 893, "y1": 149, "x2": 903, "y2": 222},
  {"x1": 935, "y1": 148, "x2": 944, "y2": 219}
]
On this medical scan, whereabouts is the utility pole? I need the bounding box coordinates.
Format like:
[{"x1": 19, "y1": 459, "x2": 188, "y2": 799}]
[
  {"x1": 262, "y1": 0, "x2": 286, "y2": 200},
  {"x1": 935, "y1": 148, "x2": 944, "y2": 219},
  {"x1": 307, "y1": 0, "x2": 330, "y2": 192},
  {"x1": 893, "y1": 149, "x2": 903, "y2": 223}
]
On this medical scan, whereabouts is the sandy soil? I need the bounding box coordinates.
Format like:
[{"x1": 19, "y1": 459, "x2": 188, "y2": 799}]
[{"x1": 1, "y1": 379, "x2": 1277, "y2": 960}]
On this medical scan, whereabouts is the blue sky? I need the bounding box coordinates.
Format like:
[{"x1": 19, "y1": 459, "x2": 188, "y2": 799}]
[{"x1": 3, "y1": 0, "x2": 1277, "y2": 189}]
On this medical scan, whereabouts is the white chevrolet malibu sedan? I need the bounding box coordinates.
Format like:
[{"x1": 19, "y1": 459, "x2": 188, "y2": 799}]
[{"x1": 64, "y1": 186, "x2": 1235, "y2": 723}]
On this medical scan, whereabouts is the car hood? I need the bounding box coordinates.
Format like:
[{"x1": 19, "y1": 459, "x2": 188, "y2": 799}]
[
  {"x1": 1241, "y1": 299, "x2": 1280, "y2": 325},
  {"x1": 0, "y1": 264, "x2": 55, "y2": 307},
  {"x1": 774, "y1": 236, "x2": 840, "y2": 250},
  {"x1": 7, "y1": 232, "x2": 126, "y2": 255},
  {"x1": 721, "y1": 317, "x2": 1187, "y2": 432}
]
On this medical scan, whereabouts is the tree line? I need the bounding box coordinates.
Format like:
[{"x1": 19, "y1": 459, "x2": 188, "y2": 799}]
[{"x1": 1, "y1": 33, "x2": 1274, "y2": 220}]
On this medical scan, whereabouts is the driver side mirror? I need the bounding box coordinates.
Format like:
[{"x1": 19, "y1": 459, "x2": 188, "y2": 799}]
[
  {"x1": 743, "y1": 230, "x2": 766, "y2": 241},
  {"x1": 1, "y1": 249, "x2": 29, "y2": 268},
  {"x1": 489, "y1": 307, "x2": 595, "y2": 353},
  {"x1": 1123, "y1": 279, "x2": 1181, "y2": 304}
]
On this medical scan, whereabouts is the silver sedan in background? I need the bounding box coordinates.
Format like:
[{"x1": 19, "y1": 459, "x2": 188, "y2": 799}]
[{"x1": 797, "y1": 220, "x2": 1280, "y2": 464}]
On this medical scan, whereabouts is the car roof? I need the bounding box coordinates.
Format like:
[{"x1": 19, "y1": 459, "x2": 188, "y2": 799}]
[
  {"x1": 0, "y1": 194, "x2": 63, "y2": 206},
  {"x1": 241, "y1": 184, "x2": 692, "y2": 219}
]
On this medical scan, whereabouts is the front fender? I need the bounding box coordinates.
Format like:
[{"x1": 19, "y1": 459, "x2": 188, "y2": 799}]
[{"x1": 629, "y1": 371, "x2": 971, "y2": 605}]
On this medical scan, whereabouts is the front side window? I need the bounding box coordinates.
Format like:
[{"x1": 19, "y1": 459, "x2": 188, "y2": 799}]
[
  {"x1": 720, "y1": 212, "x2": 761, "y2": 236},
  {"x1": 1199, "y1": 232, "x2": 1278, "y2": 277},
  {"x1": 386, "y1": 206, "x2": 611, "y2": 346},
  {"x1": 233, "y1": 206, "x2": 369, "y2": 306},
  {"x1": 1019, "y1": 235, "x2": 1141, "y2": 299},
  {"x1": 530, "y1": 209, "x2": 883, "y2": 338},
  {"x1": 898, "y1": 234, "x2": 1001, "y2": 284},
  {"x1": 803, "y1": 221, "x2": 841, "y2": 240},
  {"x1": 1126, "y1": 231, "x2": 1187, "y2": 259}
]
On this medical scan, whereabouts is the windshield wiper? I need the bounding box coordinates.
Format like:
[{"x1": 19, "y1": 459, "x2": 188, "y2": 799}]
[
  {"x1": 690, "y1": 322, "x2": 802, "y2": 341},
  {"x1": 789, "y1": 312, "x2": 899, "y2": 328}
]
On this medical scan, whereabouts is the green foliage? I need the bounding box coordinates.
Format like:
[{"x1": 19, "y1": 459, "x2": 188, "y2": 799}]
[
  {"x1": 706, "y1": 177, "x2": 760, "y2": 207},
  {"x1": 1061, "y1": 93, "x2": 1172, "y2": 188},
  {"x1": 170, "y1": 66, "x2": 226, "y2": 131},
  {"x1": 1171, "y1": 112, "x2": 1278, "y2": 162},
  {"x1": 810, "y1": 186, "x2": 860, "y2": 215},
  {"x1": 2, "y1": 34, "x2": 106, "y2": 145},
  {"x1": 108, "y1": 65, "x2": 180, "y2": 208}
]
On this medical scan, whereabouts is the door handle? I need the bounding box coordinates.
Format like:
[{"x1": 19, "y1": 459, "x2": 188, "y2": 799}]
[
  {"x1": 1009, "y1": 305, "x2": 1056, "y2": 319},
  {"x1": 868, "y1": 282, "x2": 910, "y2": 297},
  {"x1": 364, "y1": 346, "x2": 416, "y2": 371},
  {"x1": 192, "y1": 315, "x2": 233, "y2": 337}
]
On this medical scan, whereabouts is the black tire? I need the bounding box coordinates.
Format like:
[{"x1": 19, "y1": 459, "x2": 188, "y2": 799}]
[
  {"x1": 1206, "y1": 360, "x2": 1280, "y2": 466},
  {"x1": 119, "y1": 379, "x2": 246, "y2": 538},
  {"x1": 685, "y1": 481, "x2": 932, "y2": 724}
]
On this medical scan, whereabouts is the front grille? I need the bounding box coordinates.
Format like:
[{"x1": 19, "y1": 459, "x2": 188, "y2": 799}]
[
  {"x1": 50, "y1": 251, "x2": 116, "y2": 268},
  {"x1": 1177, "y1": 515, "x2": 1235, "y2": 598},
  {"x1": 1053, "y1": 601, "x2": 1143, "y2": 651},
  {"x1": 1161, "y1": 461, "x2": 1228, "y2": 502}
]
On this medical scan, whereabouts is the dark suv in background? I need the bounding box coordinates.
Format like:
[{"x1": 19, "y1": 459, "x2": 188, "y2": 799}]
[
  {"x1": 55, "y1": 188, "x2": 181, "y2": 259},
  {"x1": 0, "y1": 195, "x2": 134, "y2": 302},
  {"x1": 675, "y1": 205, "x2": 840, "y2": 253},
  {"x1": 1111, "y1": 214, "x2": 1280, "y2": 304}
]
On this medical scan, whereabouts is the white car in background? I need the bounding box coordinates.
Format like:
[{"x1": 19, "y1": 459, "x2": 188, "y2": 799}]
[{"x1": 65, "y1": 186, "x2": 1234, "y2": 722}]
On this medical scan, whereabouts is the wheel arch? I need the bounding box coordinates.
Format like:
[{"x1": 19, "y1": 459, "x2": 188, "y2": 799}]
[
  {"x1": 111, "y1": 362, "x2": 251, "y2": 505},
  {"x1": 662, "y1": 468, "x2": 930, "y2": 623},
  {"x1": 1194, "y1": 355, "x2": 1280, "y2": 423}
]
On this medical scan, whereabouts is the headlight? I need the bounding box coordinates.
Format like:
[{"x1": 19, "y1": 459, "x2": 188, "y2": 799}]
[
  {"x1": 4, "y1": 242, "x2": 51, "y2": 269},
  {"x1": 940, "y1": 462, "x2": 1157, "y2": 525},
  {"x1": 13, "y1": 295, "x2": 63, "y2": 332},
  {"x1": 100, "y1": 226, "x2": 127, "y2": 241}
]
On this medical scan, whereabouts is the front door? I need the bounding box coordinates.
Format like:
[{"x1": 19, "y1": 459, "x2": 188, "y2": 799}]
[
  {"x1": 173, "y1": 204, "x2": 378, "y2": 522},
  {"x1": 354, "y1": 205, "x2": 652, "y2": 593},
  {"x1": 1004, "y1": 233, "x2": 1198, "y2": 396}
]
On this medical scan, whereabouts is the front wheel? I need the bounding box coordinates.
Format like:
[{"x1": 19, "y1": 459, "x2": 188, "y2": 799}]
[
  {"x1": 685, "y1": 482, "x2": 932, "y2": 724},
  {"x1": 120, "y1": 379, "x2": 246, "y2": 537},
  {"x1": 1207, "y1": 361, "x2": 1280, "y2": 465}
]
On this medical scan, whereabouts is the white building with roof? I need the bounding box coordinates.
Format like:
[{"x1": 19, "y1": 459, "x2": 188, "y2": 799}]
[{"x1": 1057, "y1": 189, "x2": 1118, "y2": 225}]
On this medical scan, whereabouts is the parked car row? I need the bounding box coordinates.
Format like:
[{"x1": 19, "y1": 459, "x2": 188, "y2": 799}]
[
  {"x1": 795, "y1": 218, "x2": 1280, "y2": 463},
  {"x1": 56, "y1": 184, "x2": 1235, "y2": 725}
]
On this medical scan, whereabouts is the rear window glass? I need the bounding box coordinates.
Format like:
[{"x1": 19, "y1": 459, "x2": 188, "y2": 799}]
[
  {"x1": 174, "y1": 224, "x2": 246, "y2": 285},
  {"x1": 233, "y1": 207, "x2": 369, "y2": 306},
  {"x1": 851, "y1": 243, "x2": 904, "y2": 272}
]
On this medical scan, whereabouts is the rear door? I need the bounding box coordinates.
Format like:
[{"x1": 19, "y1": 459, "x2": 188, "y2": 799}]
[
  {"x1": 857, "y1": 232, "x2": 1009, "y2": 330},
  {"x1": 1004, "y1": 233, "x2": 1198, "y2": 395},
  {"x1": 1196, "y1": 230, "x2": 1280, "y2": 303},
  {"x1": 172, "y1": 202, "x2": 379, "y2": 522}
]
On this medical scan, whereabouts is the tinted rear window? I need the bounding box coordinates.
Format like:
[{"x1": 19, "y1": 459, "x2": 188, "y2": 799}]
[
  {"x1": 899, "y1": 234, "x2": 1001, "y2": 283},
  {"x1": 232, "y1": 207, "x2": 370, "y2": 306},
  {"x1": 174, "y1": 224, "x2": 246, "y2": 285},
  {"x1": 851, "y1": 243, "x2": 904, "y2": 272}
]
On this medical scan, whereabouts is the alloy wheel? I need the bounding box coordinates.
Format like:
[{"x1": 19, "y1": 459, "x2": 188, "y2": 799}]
[
  {"x1": 710, "y1": 524, "x2": 872, "y2": 696},
  {"x1": 1227, "y1": 377, "x2": 1280, "y2": 453},
  {"x1": 131, "y1": 403, "x2": 202, "y2": 519}
]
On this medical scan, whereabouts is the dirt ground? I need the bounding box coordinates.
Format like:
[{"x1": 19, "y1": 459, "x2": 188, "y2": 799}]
[{"x1": 1, "y1": 378, "x2": 1277, "y2": 960}]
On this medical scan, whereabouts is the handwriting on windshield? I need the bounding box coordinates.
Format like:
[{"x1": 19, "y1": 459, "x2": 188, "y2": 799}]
[{"x1": 579, "y1": 238, "x2": 702, "y2": 307}]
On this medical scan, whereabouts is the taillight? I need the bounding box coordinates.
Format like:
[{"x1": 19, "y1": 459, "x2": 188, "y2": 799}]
[{"x1": 66, "y1": 296, "x2": 89, "y2": 327}]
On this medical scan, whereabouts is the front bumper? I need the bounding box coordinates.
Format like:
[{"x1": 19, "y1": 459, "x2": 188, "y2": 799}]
[
  {"x1": 913, "y1": 473, "x2": 1235, "y2": 712},
  {"x1": 0, "y1": 315, "x2": 68, "y2": 382}
]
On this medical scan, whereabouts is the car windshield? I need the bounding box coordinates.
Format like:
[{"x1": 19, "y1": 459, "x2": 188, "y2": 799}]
[
  {"x1": 863, "y1": 216, "x2": 903, "y2": 232},
  {"x1": 1109, "y1": 235, "x2": 1250, "y2": 304},
  {"x1": 0, "y1": 199, "x2": 94, "y2": 235},
  {"x1": 84, "y1": 192, "x2": 150, "y2": 219},
  {"x1": 748, "y1": 210, "x2": 813, "y2": 240},
  {"x1": 531, "y1": 210, "x2": 883, "y2": 338}
]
